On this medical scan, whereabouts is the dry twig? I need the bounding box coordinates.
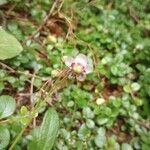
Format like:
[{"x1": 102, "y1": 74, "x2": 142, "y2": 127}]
[
  {"x1": 23, "y1": 0, "x2": 64, "y2": 44},
  {"x1": 0, "y1": 61, "x2": 44, "y2": 80}
]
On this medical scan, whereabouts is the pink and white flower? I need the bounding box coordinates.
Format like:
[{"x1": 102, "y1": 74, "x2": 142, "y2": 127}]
[{"x1": 64, "y1": 54, "x2": 93, "y2": 81}]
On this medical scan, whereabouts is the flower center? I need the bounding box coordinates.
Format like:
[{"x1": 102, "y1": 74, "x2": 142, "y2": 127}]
[{"x1": 72, "y1": 63, "x2": 84, "y2": 74}]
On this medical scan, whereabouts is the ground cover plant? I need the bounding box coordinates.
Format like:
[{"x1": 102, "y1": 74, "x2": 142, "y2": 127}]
[{"x1": 0, "y1": 0, "x2": 150, "y2": 149}]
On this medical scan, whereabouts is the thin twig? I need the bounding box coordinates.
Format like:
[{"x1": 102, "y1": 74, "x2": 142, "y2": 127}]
[
  {"x1": 23, "y1": 0, "x2": 60, "y2": 44},
  {"x1": 130, "y1": 116, "x2": 150, "y2": 130},
  {"x1": 30, "y1": 73, "x2": 36, "y2": 128},
  {"x1": 59, "y1": 12, "x2": 73, "y2": 40},
  {"x1": 0, "y1": 61, "x2": 45, "y2": 80},
  {"x1": 44, "y1": 73, "x2": 68, "y2": 104},
  {"x1": 128, "y1": 6, "x2": 139, "y2": 23},
  {"x1": 0, "y1": 62, "x2": 15, "y2": 72},
  {"x1": 9, "y1": 118, "x2": 32, "y2": 150},
  {"x1": 39, "y1": 69, "x2": 68, "y2": 94},
  {"x1": 8, "y1": 69, "x2": 69, "y2": 149},
  {"x1": 30, "y1": 72, "x2": 35, "y2": 105},
  {"x1": 6, "y1": 4, "x2": 16, "y2": 15},
  {"x1": 123, "y1": 115, "x2": 150, "y2": 130}
]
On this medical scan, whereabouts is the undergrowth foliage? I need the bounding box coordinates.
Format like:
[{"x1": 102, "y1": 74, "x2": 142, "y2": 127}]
[{"x1": 0, "y1": 0, "x2": 150, "y2": 150}]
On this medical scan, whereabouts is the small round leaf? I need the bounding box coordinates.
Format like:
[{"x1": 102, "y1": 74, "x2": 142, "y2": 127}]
[
  {"x1": 0, "y1": 95, "x2": 16, "y2": 119},
  {"x1": 131, "y1": 82, "x2": 141, "y2": 92}
]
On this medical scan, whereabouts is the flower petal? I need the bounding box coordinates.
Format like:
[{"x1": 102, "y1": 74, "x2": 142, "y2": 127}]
[
  {"x1": 75, "y1": 54, "x2": 87, "y2": 67},
  {"x1": 64, "y1": 57, "x2": 74, "y2": 67},
  {"x1": 85, "y1": 64, "x2": 93, "y2": 74},
  {"x1": 96, "y1": 98, "x2": 105, "y2": 105},
  {"x1": 76, "y1": 74, "x2": 86, "y2": 81}
]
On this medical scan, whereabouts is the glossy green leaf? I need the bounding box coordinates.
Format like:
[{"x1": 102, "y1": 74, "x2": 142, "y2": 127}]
[
  {"x1": 0, "y1": 27, "x2": 23, "y2": 60},
  {"x1": 28, "y1": 108, "x2": 59, "y2": 150},
  {"x1": 0, "y1": 95, "x2": 16, "y2": 119},
  {"x1": 20, "y1": 106, "x2": 30, "y2": 125},
  {"x1": 0, "y1": 125, "x2": 10, "y2": 149},
  {"x1": 131, "y1": 82, "x2": 141, "y2": 92}
]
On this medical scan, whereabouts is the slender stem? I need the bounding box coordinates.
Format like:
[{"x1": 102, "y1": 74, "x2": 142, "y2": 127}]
[
  {"x1": 0, "y1": 115, "x2": 32, "y2": 125},
  {"x1": 8, "y1": 119, "x2": 32, "y2": 150},
  {"x1": 70, "y1": 104, "x2": 76, "y2": 123},
  {"x1": 39, "y1": 69, "x2": 68, "y2": 94},
  {"x1": 0, "y1": 61, "x2": 44, "y2": 80},
  {"x1": 30, "y1": 72, "x2": 35, "y2": 105},
  {"x1": 130, "y1": 116, "x2": 150, "y2": 130},
  {"x1": 8, "y1": 69, "x2": 69, "y2": 149},
  {"x1": 0, "y1": 119, "x2": 11, "y2": 124},
  {"x1": 8, "y1": 71, "x2": 69, "y2": 149},
  {"x1": 44, "y1": 75, "x2": 68, "y2": 103},
  {"x1": 30, "y1": 72, "x2": 36, "y2": 127}
]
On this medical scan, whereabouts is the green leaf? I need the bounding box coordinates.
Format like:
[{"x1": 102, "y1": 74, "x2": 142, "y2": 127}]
[
  {"x1": 78, "y1": 124, "x2": 91, "y2": 140},
  {"x1": 86, "y1": 119, "x2": 95, "y2": 129},
  {"x1": 94, "y1": 128, "x2": 106, "y2": 148},
  {"x1": 0, "y1": 27, "x2": 23, "y2": 60},
  {"x1": 133, "y1": 98, "x2": 143, "y2": 106},
  {"x1": 0, "y1": 95, "x2": 16, "y2": 119},
  {"x1": 28, "y1": 108, "x2": 59, "y2": 150},
  {"x1": 96, "y1": 117, "x2": 108, "y2": 125},
  {"x1": 83, "y1": 107, "x2": 94, "y2": 119},
  {"x1": 76, "y1": 98, "x2": 87, "y2": 108},
  {"x1": 0, "y1": 81, "x2": 4, "y2": 91},
  {"x1": 97, "y1": 127, "x2": 106, "y2": 136},
  {"x1": 33, "y1": 79, "x2": 42, "y2": 88},
  {"x1": 0, "y1": 125, "x2": 10, "y2": 149},
  {"x1": 123, "y1": 84, "x2": 132, "y2": 93},
  {"x1": 67, "y1": 101, "x2": 74, "y2": 107},
  {"x1": 131, "y1": 82, "x2": 141, "y2": 92},
  {"x1": 60, "y1": 128, "x2": 70, "y2": 140},
  {"x1": 19, "y1": 106, "x2": 30, "y2": 125},
  {"x1": 121, "y1": 143, "x2": 133, "y2": 150}
]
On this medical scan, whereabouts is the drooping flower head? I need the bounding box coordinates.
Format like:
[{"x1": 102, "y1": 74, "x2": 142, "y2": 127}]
[{"x1": 64, "y1": 54, "x2": 93, "y2": 81}]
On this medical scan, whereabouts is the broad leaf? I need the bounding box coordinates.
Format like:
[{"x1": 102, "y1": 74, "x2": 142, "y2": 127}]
[
  {"x1": 0, "y1": 27, "x2": 23, "y2": 60},
  {"x1": 0, "y1": 95, "x2": 16, "y2": 119},
  {"x1": 28, "y1": 108, "x2": 59, "y2": 150},
  {"x1": 0, "y1": 125, "x2": 10, "y2": 149}
]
